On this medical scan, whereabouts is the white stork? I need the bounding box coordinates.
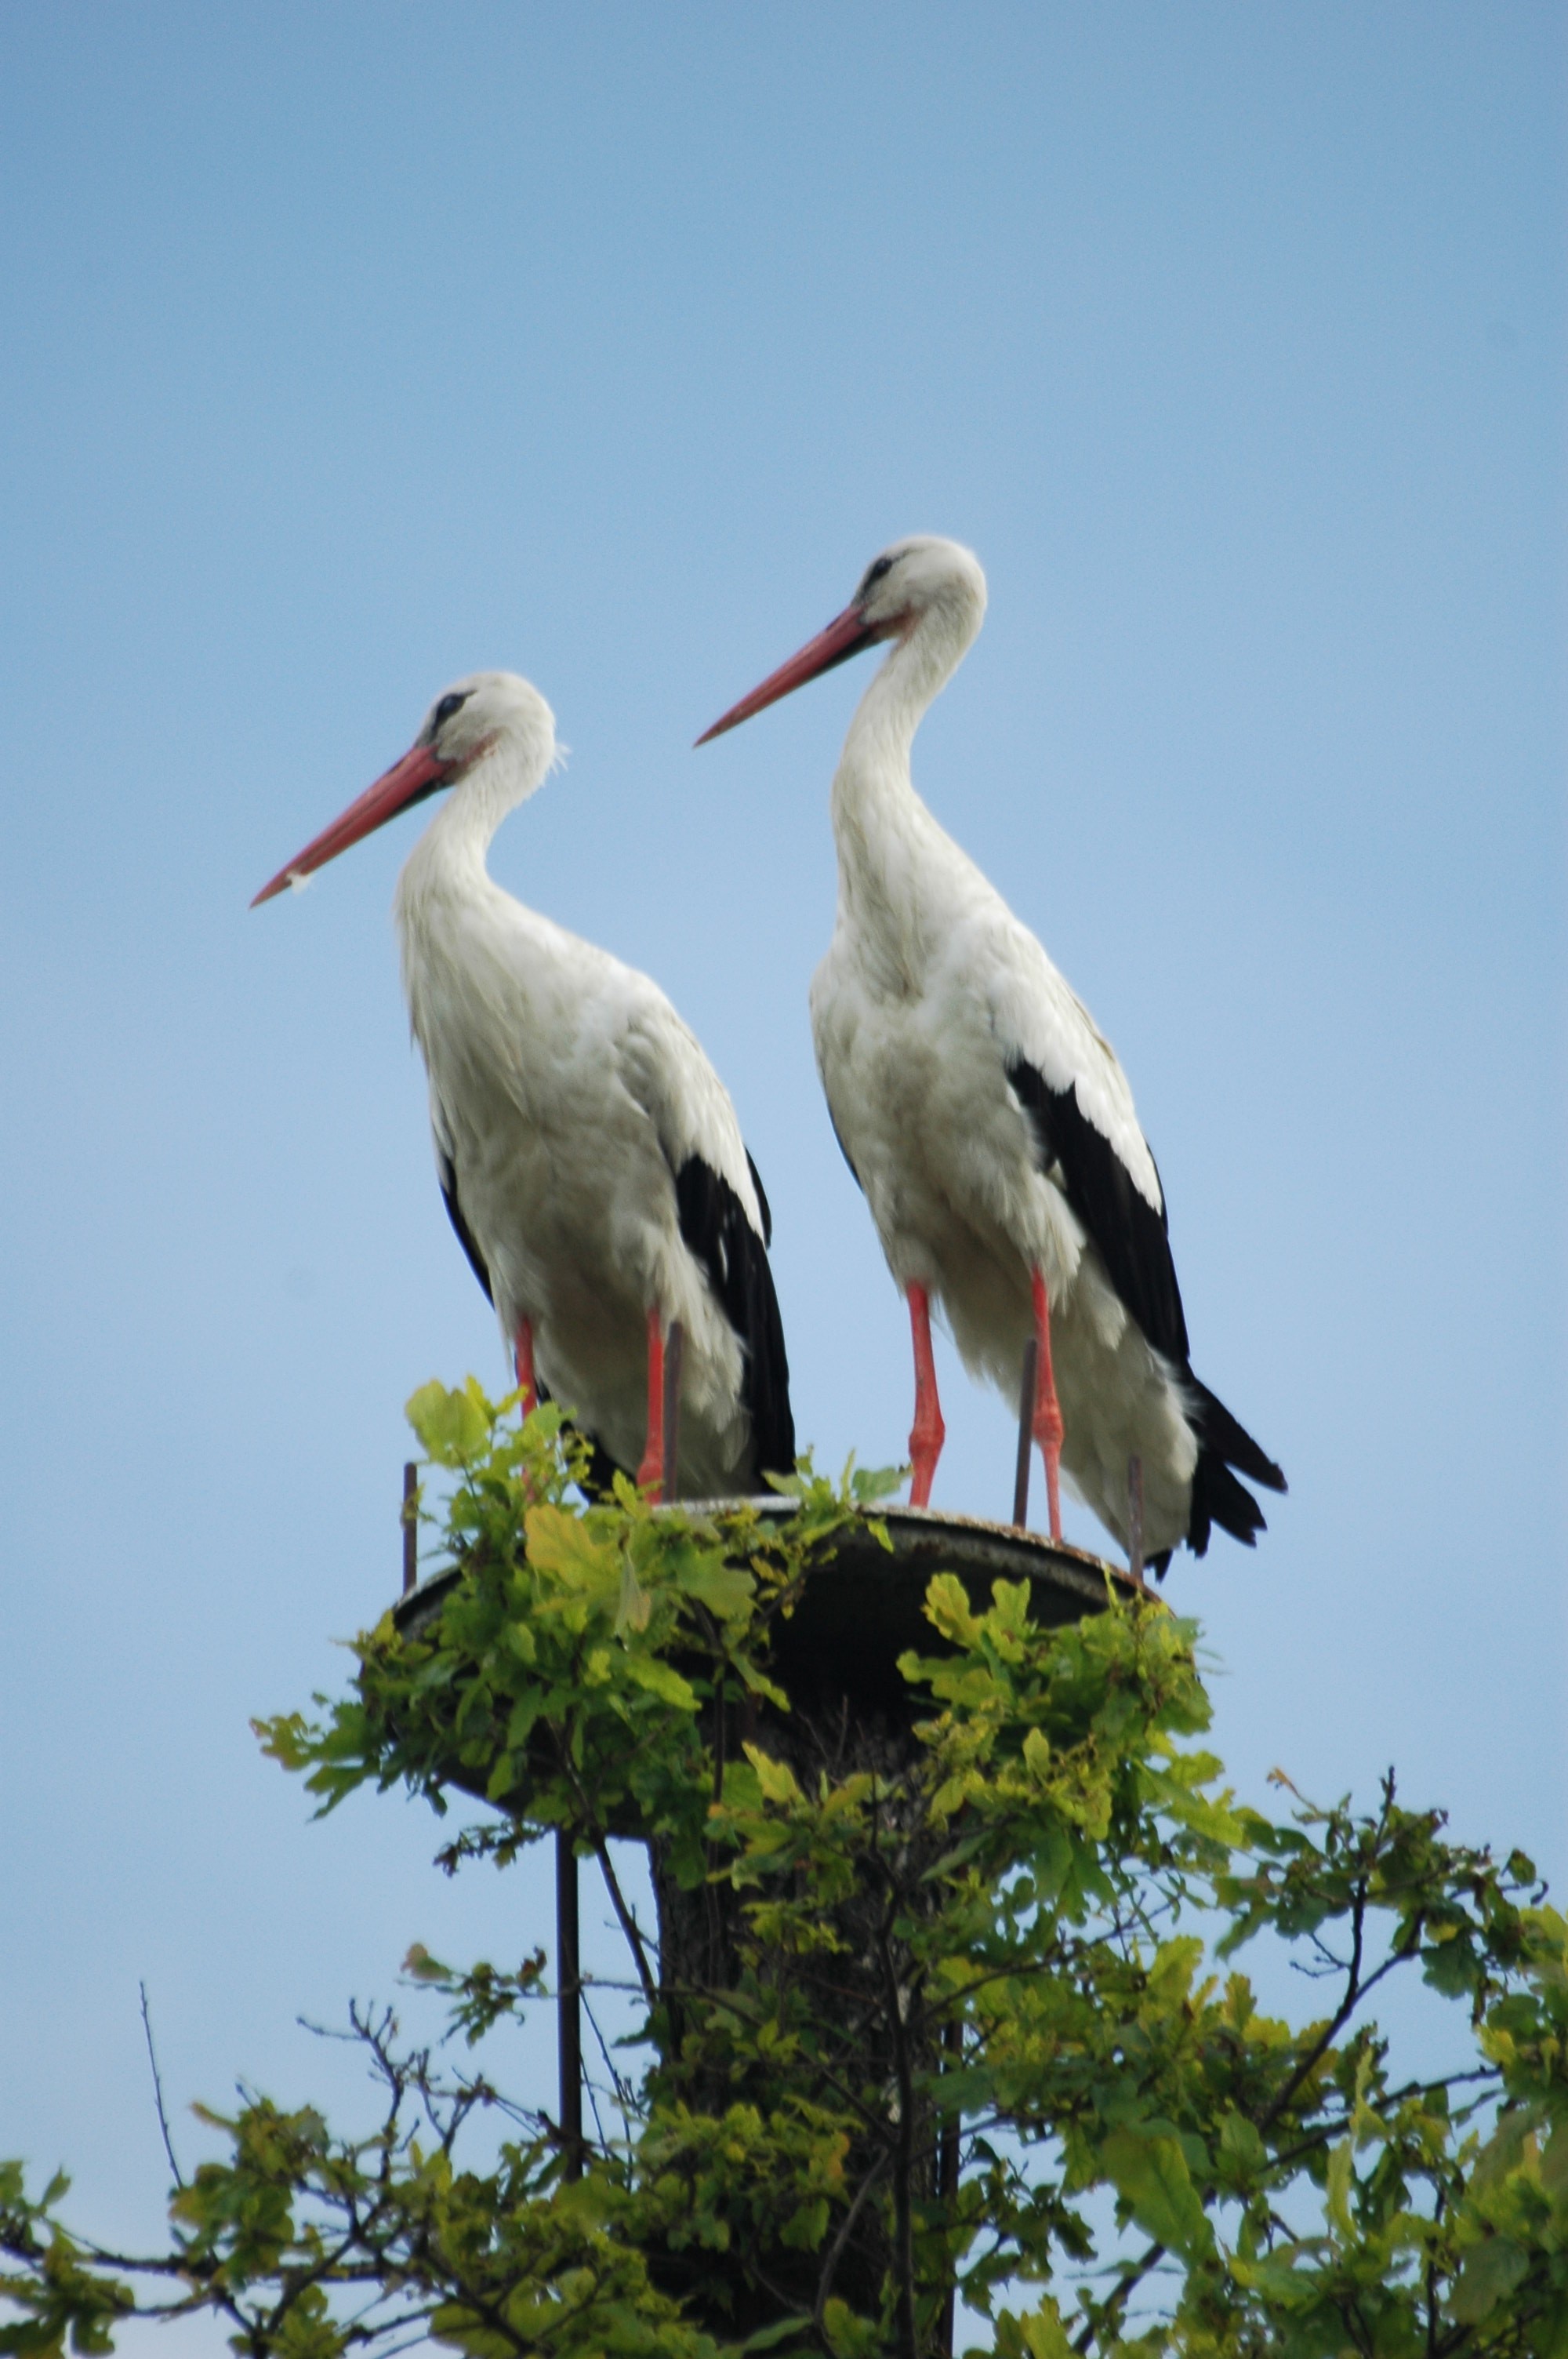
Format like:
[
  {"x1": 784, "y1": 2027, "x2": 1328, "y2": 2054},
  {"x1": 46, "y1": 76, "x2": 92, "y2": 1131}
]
[
  {"x1": 254, "y1": 671, "x2": 794, "y2": 1499},
  {"x1": 698, "y1": 537, "x2": 1282, "y2": 1572}
]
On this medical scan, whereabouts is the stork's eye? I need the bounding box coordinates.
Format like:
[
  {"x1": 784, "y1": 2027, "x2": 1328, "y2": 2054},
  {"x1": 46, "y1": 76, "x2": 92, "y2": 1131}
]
[
  {"x1": 858, "y1": 553, "x2": 896, "y2": 601},
  {"x1": 432, "y1": 691, "x2": 471, "y2": 731}
]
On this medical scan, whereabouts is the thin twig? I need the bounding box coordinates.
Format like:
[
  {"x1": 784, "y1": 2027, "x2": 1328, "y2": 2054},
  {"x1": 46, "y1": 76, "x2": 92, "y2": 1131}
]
[
  {"x1": 1073, "y1": 2240, "x2": 1167, "y2": 2354},
  {"x1": 811, "y1": 2154, "x2": 889, "y2": 2344},
  {"x1": 580, "y1": 1985, "x2": 638, "y2": 2123},
  {"x1": 1259, "y1": 1909, "x2": 1420, "y2": 2135},
  {"x1": 138, "y1": 1982, "x2": 183, "y2": 2188},
  {"x1": 590, "y1": 1835, "x2": 659, "y2": 2008}
]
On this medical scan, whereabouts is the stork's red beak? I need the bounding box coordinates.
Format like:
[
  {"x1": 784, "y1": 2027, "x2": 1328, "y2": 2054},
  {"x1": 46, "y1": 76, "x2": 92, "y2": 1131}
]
[
  {"x1": 251, "y1": 743, "x2": 454, "y2": 907},
  {"x1": 695, "y1": 603, "x2": 882, "y2": 746}
]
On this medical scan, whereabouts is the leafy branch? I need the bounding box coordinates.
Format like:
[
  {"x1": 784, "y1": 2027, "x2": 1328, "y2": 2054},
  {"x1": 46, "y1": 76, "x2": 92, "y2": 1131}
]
[{"x1": 5, "y1": 1380, "x2": 1567, "y2": 2358}]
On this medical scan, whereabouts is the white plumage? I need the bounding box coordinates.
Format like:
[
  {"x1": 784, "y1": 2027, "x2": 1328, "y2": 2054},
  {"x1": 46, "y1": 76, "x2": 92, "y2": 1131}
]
[
  {"x1": 256, "y1": 671, "x2": 793, "y2": 1497},
  {"x1": 700, "y1": 537, "x2": 1281, "y2": 1569}
]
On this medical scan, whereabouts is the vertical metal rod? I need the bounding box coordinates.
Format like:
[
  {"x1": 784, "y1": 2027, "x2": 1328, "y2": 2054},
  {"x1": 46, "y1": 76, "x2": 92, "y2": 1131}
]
[
  {"x1": 662, "y1": 1320, "x2": 684, "y2": 1502},
  {"x1": 556, "y1": 1830, "x2": 583, "y2": 2179},
  {"x1": 937, "y1": 2012, "x2": 963, "y2": 2357},
  {"x1": 1127, "y1": 1452, "x2": 1145, "y2": 1586},
  {"x1": 401, "y1": 1462, "x2": 418, "y2": 1597},
  {"x1": 1012, "y1": 1339, "x2": 1037, "y2": 1528}
]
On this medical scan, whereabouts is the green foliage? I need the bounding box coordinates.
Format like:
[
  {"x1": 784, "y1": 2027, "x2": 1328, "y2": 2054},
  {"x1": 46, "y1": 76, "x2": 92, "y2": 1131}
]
[{"x1": 5, "y1": 1380, "x2": 1567, "y2": 2356}]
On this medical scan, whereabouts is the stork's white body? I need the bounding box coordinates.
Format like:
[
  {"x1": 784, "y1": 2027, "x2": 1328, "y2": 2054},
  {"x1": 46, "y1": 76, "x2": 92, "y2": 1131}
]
[
  {"x1": 811, "y1": 671, "x2": 1194, "y2": 1554},
  {"x1": 702, "y1": 536, "x2": 1280, "y2": 1564},
  {"x1": 257, "y1": 671, "x2": 790, "y2": 1497},
  {"x1": 397, "y1": 801, "x2": 765, "y2": 1491}
]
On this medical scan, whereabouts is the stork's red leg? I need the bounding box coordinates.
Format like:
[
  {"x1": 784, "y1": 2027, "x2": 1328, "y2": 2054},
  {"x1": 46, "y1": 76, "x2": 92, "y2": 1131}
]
[
  {"x1": 637, "y1": 1310, "x2": 666, "y2": 1499},
  {"x1": 514, "y1": 1319, "x2": 537, "y2": 1418},
  {"x1": 906, "y1": 1283, "x2": 946, "y2": 1508},
  {"x1": 1030, "y1": 1267, "x2": 1065, "y2": 1543}
]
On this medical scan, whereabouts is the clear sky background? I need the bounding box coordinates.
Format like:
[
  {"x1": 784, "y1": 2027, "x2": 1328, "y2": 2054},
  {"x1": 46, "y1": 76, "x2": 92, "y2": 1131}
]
[{"x1": 1, "y1": 0, "x2": 1562, "y2": 2324}]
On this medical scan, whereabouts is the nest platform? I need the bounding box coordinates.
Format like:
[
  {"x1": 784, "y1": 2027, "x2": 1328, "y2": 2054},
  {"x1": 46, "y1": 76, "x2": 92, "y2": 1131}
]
[{"x1": 394, "y1": 1499, "x2": 1142, "y2": 1723}]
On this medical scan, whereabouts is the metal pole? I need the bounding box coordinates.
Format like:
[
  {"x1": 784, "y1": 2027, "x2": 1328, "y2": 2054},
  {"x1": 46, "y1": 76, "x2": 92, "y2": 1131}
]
[
  {"x1": 662, "y1": 1320, "x2": 684, "y2": 1502},
  {"x1": 556, "y1": 1830, "x2": 583, "y2": 2179},
  {"x1": 937, "y1": 2012, "x2": 963, "y2": 2356},
  {"x1": 1127, "y1": 1453, "x2": 1145, "y2": 1586},
  {"x1": 1012, "y1": 1339, "x2": 1037, "y2": 1529},
  {"x1": 401, "y1": 1462, "x2": 418, "y2": 1596}
]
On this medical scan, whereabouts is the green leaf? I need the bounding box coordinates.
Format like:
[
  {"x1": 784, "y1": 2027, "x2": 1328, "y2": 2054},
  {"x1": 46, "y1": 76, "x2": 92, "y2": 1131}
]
[
  {"x1": 1325, "y1": 2132, "x2": 1354, "y2": 2241},
  {"x1": 615, "y1": 1554, "x2": 652, "y2": 1634},
  {"x1": 740, "y1": 2316, "x2": 815, "y2": 2350},
  {"x1": 923, "y1": 1572, "x2": 979, "y2": 1645},
  {"x1": 1216, "y1": 2107, "x2": 1266, "y2": 2187},
  {"x1": 621, "y1": 1653, "x2": 697, "y2": 1710},
  {"x1": 745, "y1": 1744, "x2": 803, "y2": 1805},
  {"x1": 1451, "y1": 2233, "x2": 1531, "y2": 2324},
  {"x1": 674, "y1": 1554, "x2": 755, "y2": 1619},
  {"x1": 405, "y1": 1377, "x2": 492, "y2": 1466},
  {"x1": 524, "y1": 1503, "x2": 618, "y2": 1595},
  {"x1": 993, "y1": 2301, "x2": 1074, "y2": 2359},
  {"x1": 1099, "y1": 2127, "x2": 1215, "y2": 2261},
  {"x1": 821, "y1": 2297, "x2": 879, "y2": 2357},
  {"x1": 401, "y1": 1943, "x2": 450, "y2": 1983}
]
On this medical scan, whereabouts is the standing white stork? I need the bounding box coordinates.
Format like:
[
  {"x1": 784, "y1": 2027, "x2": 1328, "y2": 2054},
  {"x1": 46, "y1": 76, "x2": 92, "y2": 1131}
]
[
  {"x1": 254, "y1": 670, "x2": 794, "y2": 1499},
  {"x1": 698, "y1": 538, "x2": 1281, "y2": 1572}
]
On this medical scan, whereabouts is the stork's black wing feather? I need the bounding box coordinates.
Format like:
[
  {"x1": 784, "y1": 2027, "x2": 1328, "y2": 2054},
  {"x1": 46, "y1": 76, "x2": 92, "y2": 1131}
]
[
  {"x1": 745, "y1": 1150, "x2": 774, "y2": 1247},
  {"x1": 826, "y1": 1104, "x2": 865, "y2": 1193},
  {"x1": 438, "y1": 1150, "x2": 495, "y2": 1303},
  {"x1": 674, "y1": 1154, "x2": 796, "y2": 1481},
  {"x1": 1005, "y1": 1055, "x2": 1284, "y2": 1561},
  {"x1": 1005, "y1": 1056, "x2": 1188, "y2": 1362},
  {"x1": 437, "y1": 1150, "x2": 626, "y2": 1497}
]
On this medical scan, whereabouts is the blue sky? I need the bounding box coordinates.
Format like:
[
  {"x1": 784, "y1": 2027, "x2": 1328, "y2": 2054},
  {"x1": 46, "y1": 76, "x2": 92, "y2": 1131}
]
[{"x1": 1, "y1": 0, "x2": 1561, "y2": 2309}]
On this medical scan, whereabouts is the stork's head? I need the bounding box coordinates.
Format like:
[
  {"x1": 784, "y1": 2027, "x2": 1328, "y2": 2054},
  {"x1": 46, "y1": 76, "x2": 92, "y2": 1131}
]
[
  {"x1": 852, "y1": 536, "x2": 988, "y2": 638},
  {"x1": 252, "y1": 670, "x2": 556, "y2": 907},
  {"x1": 416, "y1": 670, "x2": 556, "y2": 772},
  {"x1": 696, "y1": 536, "x2": 987, "y2": 744}
]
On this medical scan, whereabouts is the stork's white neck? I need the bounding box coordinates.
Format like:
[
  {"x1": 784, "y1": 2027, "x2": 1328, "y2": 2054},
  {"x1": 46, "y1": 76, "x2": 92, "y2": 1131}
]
[
  {"x1": 395, "y1": 733, "x2": 545, "y2": 904},
  {"x1": 391, "y1": 731, "x2": 555, "y2": 1024},
  {"x1": 829, "y1": 587, "x2": 984, "y2": 937}
]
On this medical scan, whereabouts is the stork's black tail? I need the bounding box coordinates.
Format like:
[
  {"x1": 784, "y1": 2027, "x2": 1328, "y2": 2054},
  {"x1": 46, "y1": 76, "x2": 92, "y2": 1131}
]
[{"x1": 1182, "y1": 1376, "x2": 1287, "y2": 1563}]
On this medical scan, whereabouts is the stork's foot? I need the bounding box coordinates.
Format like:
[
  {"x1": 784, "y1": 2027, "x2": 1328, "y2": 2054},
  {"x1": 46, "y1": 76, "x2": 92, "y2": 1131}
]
[
  {"x1": 1030, "y1": 1267, "x2": 1065, "y2": 1543},
  {"x1": 906, "y1": 1283, "x2": 946, "y2": 1509}
]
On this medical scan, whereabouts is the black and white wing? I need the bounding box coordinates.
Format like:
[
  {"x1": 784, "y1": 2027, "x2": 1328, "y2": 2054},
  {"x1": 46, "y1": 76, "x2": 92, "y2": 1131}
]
[
  {"x1": 618, "y1": 998, "x2": 796, "y2": 1483},
  {"x1": 991, "y1": 926, "x2": 1283, "y2": 1554},
  {"x1": 432, "y1": 1106, "x2": 625, "y2": 1494}
]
